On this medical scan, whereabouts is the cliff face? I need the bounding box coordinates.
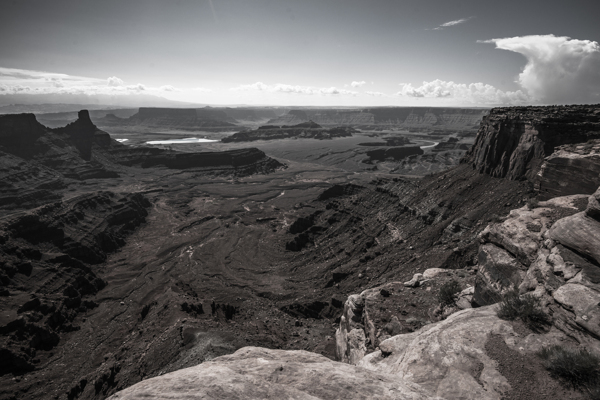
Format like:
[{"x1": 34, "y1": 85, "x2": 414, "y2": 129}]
[
  {"x1": 267, "y1": 107, "x2": 487, "y2": 131},
  {"x1": 463, "y1": 105, "x2": 600, "y2": 184}
]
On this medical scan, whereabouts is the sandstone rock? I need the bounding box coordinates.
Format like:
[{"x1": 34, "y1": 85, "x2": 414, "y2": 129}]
[
  {"x1": 479, "y1": 205, "x2": 553, "y2": 266},
  {"x1": 547, "y1": 245, "x2": 583, "y2": 281},
  {"x1": 359, "y1": 306, "x2": 568, "y2": 400},
  {"x1": 455, "y1": 286, "x2": 474, "y2": 310},
  {"x1": 107, "y1": 347, "x2": 437, "y2": 400},
  {"x1": 553, "y1": 283, "x2": 600, "y2": 338},
  {"x1": 536, "y1": 142, "x2": 600, "y2": 200},
  {"x1": 404, "y1": 273, "x2": 424, "y2": 287},
  {"x1": 548, "y1": 212, "x2": 600, "y2": 265},
  {"x1": 423, "y1": 268, "x2": 447, "y2": 279},
  {"x1": 336, "y1": 282, "x2": 405, "y2": 364},
  {"x1": 336, "y1": 293, "x2": 368, "y2": 364},
  {"x1": 586, "y1": 185, "x2": 600, "y2": 221},
  {"x1": 473, "y1": 243, "x2": 527, "y2": 306}
]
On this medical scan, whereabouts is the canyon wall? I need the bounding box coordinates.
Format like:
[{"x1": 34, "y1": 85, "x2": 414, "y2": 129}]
[
  {"x1": 462, "y1": 105, "x2": 600, "y2": 199},
  {"x1": 268, "y1": 107, "x2": 488, "y2": 131}
]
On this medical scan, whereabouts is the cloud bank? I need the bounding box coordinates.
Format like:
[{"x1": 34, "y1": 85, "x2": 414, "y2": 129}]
[
  {"x1": 231, "y1": 82, "x2": 358, "y2": 96},
  {"x1": 0, "y1": 67, "x2": 213, "y2": 100},
  {"x1": 397, "y1": 79, "x2": 529, "y2": 104},
  {"x1": 481, "y1": 34, "x2": 600, "y2": 104}
]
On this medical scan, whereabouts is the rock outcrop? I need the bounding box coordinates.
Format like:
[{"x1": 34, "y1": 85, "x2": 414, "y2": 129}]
[
  {"x1": 106, "y1": 347, "x2": 437, "y2": 400},
  {"x1": 463, "y1": 105, "x2": 600, "y2": 191},
  {"x1": 221, "y1": 121, "x2": 356, "y2": 142},
  {"x1": 536, "y1": 139, "x2": 600, "y2": 200}
]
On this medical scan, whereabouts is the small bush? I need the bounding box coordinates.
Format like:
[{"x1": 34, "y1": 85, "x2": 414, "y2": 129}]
[
  {"x1": 496, "y1": 289, "x2": 550, "y2": 330},
  {"x1": 539, "y1": 345, "x2": 600, "y2": 391},
  {"x1": 437, "y1": 280, "x2": 461, "y2": 306}
]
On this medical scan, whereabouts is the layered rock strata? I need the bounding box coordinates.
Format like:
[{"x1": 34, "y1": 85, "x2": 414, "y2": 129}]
[{"x1": 463, "y1": 105, "x2": 600, "y2": 190}]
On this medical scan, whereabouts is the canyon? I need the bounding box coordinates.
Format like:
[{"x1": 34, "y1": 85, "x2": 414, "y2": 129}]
[{"x1": 1, "y1": 104, "x2": 599, "y2": 400}]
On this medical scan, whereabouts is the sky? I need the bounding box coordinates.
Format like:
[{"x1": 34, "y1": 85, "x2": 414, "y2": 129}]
[{"x1": 1, "y1": 0, "x2": 600, "y2": 107}]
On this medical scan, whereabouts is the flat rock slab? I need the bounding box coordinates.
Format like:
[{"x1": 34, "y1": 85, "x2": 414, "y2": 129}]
[{"x1": 107, "y1": 347, "x2": 439, "y2": 400}]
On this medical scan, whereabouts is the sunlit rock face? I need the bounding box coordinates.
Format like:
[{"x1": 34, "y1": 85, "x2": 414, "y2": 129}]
[{"x1": 107, "y1": 347, "x2": 437, "y2": 400}]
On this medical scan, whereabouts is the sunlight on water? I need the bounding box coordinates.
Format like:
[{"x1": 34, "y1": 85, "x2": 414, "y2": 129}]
[{"x1": 146, "y1": 138, "x2": 219, "y2": 144}]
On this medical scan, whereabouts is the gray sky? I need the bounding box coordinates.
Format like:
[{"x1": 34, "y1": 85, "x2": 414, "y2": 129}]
[{"x1": 1, "y1": 0, "x2": 599, "y2": 106}]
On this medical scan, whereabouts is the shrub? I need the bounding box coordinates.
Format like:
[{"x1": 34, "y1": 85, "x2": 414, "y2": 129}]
[
  {"x1": 496, "y1": 289, "x2": 550, "y2": 330},
  {"x1": 539, "y1": 345, "x2": 600, "y2": 392},
  {"x1": 437, "y1": 280, "x2": 461, "y2": 307}
]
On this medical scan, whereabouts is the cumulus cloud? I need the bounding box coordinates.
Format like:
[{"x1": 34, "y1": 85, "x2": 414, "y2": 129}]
[
  {"x1": 433, "y1": 17, "x2": 473, "y2": 30},
  {"x1": 481, "y1": 34, "x2": 600, "y2": 104},
  {"x1": 350, "y1": 81, "x2": 366, "y2": 88},
  {"x1": 107, "y1": 76, "x2": 124, "y2": 86},
  {"x1": 231, "y1": 82, "x2": 358, "y2": 96},
  {"x1": 397, "y1": 79, "x2": 529, "y2": 104}
]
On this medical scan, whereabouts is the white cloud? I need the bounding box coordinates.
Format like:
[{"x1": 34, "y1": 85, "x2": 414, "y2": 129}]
[
  {"x1": 433, "y1": 17, "x2": 473, "y2": 30},
  {"x1": 397, "y1": 79, "x2": 529, "y2": 104},
  {"x1": 350, "y1": 80, "x2": 366, "y2": 87},
  {"x1": 365, "y1": 91, "x2": 387, "y2": 97},
  {"x1": 0, "y1": 67, "x2": 185, "y2": 98},
  {"x1": 481, "y1": 34, "x2": 600, "y2": 104},
  {"x1": 231, "y1": 82, "x2": 358, "y2": 96},
  {"x1": 107, "y1": 76, "x2": 124, "y2": 86}
]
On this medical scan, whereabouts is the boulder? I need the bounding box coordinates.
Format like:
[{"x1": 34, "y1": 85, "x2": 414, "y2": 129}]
[
  {"x1": 586, "y1": 186, "x2": 600, "y2": 220},
  {"x1": 404, "y1": 273, "x2": 424, "y2": 287},
  {"x1": 107, "y1": 347, "x2": 437, "y2": 400},
  {"x1": 548, "y1": 212, "x2": 600, "y2": 266},
  {"x1": 552, "y1": 283, "x2": 600, "y2": 338},
  {"x1": 455, "y1": 286, "x2": 475, "y2": 310},
  {"x1": 423, "y1": 268, "x2": 447, "y2": 279}
]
